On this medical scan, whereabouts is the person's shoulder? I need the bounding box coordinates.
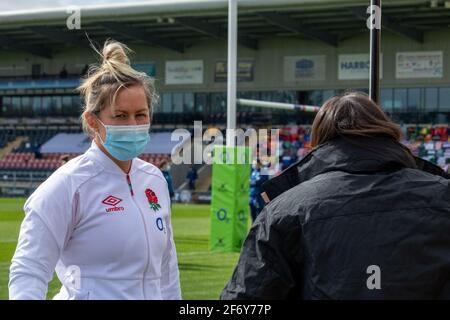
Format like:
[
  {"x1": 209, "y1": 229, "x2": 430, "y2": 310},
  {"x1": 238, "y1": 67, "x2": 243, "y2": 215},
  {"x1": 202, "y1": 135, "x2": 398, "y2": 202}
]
[
  {"x1": 401, "y1": 167, "x2": 450, "y2": 199},
  {"x1": 56, "y1": 152, "x2": 104, "y2": 181},
  {"x1": 261, "y1": 168, "x2": 334, "y2": 223},
  {"x1": 253, "y1": 186, "x2": 306, "y2": 238},
  {"x1": 257, "y1": 182, "x2": 308, "y2": 228},
  {"x1": 134, "y1": 157, "x2": 166, "y2": 181},
  {"x1": 405, "y1": 167, "x2": 449, "y2": 183},
  {"x1": 29, "y1": 153, "x2": 103, "y2": 200},
  {"x1": 25, "y1": 154, "x2": 103, "y2": 212}
]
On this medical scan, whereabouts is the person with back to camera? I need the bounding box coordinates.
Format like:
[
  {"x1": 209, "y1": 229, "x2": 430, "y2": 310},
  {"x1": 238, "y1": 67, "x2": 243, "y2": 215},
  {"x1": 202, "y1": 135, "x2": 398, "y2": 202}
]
[
  {"x1": 9, "y1": 40, "x2": 181, "y2": 300},
  {"x1": 221, "y1": 92, "x2": 450, "y2": 300}
]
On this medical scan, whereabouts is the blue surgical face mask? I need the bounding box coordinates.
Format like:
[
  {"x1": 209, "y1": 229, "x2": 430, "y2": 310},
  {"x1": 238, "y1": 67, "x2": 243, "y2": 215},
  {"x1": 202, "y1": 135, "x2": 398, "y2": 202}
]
[{"x1": 96, "y1": 118, "x2": 150, "y2": 161}]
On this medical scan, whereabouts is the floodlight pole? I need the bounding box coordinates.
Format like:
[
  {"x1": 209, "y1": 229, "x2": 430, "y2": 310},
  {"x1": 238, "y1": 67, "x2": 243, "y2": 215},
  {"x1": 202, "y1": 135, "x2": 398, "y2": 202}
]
[
  {"x1": 369, "y1": 0, "x2": 381, "y2": 104},
  {"x1": 226, "y1": 0, "x2": 237, "y2": 147}
]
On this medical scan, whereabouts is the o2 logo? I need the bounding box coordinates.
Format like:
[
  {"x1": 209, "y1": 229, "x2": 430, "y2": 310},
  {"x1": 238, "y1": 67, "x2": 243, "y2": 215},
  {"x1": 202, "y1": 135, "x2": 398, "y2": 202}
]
[
  {"x1": 156, "y1": 217, "x2": 166, "y2": 233},
  {"x1": 216, "y1": 208, "x2": 228, "y2": 222},
  {"x1": 216, "y1": 208, "x2": 247, "y2": 222}
]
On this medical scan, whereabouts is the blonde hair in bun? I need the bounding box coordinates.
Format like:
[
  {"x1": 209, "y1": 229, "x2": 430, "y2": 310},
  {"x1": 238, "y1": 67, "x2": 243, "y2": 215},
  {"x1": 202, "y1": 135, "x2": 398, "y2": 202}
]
[{"x1": 78, "y1": 39, "x2": 158, "y2": 137}]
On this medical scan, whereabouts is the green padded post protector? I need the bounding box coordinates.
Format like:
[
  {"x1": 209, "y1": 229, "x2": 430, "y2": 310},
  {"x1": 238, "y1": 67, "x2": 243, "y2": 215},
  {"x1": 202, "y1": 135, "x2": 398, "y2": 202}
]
[{"x1": 209, "y1": 145, "x2": 251, "y2": 252}]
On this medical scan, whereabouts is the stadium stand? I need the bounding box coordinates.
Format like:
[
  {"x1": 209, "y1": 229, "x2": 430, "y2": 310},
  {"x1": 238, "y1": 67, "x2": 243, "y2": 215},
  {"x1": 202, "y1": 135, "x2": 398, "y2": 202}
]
[
  {"x1": 274, "y1": 124, "x2": 450, "y2": 175},
  {"x1": 0, "y1": 126, "x2": 192, "y2": 196},
  {"x1": 2, "y1": 121, "x2": 450, "y2": 198},
  {"x1": 403, "y1": 125, "x2": 450, "y2": 170}
]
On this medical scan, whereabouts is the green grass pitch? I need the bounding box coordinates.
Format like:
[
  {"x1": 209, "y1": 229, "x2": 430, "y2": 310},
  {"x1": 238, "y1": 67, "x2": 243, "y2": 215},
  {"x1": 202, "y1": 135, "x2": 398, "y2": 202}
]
[{"x1": 0, "y1": 198, "x2": 243, "y2": 300}]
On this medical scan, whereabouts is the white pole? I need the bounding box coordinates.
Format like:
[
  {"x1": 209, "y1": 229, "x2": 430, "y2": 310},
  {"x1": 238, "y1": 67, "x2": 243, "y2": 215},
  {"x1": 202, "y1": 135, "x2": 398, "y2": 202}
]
[
  {"x1": 237, "y1": 99, "x2": 320, "y2": 113},
  {"x1": 226, "y1": 0, "x2": 237, "y2": 147}
]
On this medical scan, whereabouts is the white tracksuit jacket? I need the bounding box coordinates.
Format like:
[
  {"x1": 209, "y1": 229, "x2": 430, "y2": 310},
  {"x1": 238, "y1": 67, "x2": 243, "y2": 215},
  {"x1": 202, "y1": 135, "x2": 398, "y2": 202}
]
[{"x1": 9, "y1": 140, "x2": 181, "y2": 300}]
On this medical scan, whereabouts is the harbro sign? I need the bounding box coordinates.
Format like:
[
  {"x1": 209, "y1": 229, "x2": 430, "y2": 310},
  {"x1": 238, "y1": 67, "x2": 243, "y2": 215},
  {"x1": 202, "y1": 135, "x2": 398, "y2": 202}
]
[{"x1": 338, "y1": 53, "x2": 383, "y2": 80}]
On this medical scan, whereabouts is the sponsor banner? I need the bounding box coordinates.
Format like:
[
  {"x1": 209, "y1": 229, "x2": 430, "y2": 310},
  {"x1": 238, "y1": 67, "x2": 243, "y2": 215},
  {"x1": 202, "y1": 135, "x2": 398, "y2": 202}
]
[
  {"x1": 396, "y1": 51, "x2": 443, "y2": 79},
  {"x1": 214, "y1": 59, "x2": 254, "y2": 82},
  {"x1": 338, "y1": 53, "x2": 383, "y2": 80},
  {"x1": 284, "y1": 55, "x2": 326, "y2": 82},
  {"x1": 165, "y1": 60, "x2": 203, "y2": 84}
]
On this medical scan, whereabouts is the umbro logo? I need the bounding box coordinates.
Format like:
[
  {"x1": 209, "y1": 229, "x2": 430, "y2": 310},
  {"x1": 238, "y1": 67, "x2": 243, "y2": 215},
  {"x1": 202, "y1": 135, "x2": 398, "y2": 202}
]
[{"x1": 102, "y1": 195, "x2": 125, "y2": 213}]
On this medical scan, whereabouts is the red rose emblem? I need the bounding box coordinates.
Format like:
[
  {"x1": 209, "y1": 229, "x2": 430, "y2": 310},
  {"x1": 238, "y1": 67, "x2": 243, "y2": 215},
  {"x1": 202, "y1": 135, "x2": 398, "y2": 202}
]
[{"x1": 145, "y1": 188, "x2": 161, "y2": 212}]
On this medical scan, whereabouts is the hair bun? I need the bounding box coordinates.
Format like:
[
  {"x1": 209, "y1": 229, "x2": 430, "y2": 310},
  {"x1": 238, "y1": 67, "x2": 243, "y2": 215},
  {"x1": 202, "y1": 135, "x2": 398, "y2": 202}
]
[{"x1": 101, "y1": 40, "x2": 130, "y2": 67}]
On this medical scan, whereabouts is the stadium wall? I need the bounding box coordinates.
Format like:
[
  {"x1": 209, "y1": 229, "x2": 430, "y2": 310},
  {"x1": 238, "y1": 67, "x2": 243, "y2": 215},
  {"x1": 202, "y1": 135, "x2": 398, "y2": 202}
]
[{"x1": 0, "y1": 29, "x2": 449, "y2": 91}]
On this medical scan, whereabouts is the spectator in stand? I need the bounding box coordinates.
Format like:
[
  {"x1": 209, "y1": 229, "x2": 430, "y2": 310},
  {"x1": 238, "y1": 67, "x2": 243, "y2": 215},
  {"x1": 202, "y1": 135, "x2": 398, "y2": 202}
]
[
  {"x1": 280, "y1": 148, "x2": 296, "y2": 171},
  {"x1": 186, "y1": 165, "x2": 198, "y2": 191},
  {"x1": 249, "y1": 159, "x2": 268, "y2": 222},
  {"x1": 296, "y1": 147, "x2": 307, "y2": 160},
  {"x1": 58, "y1": 154, "x2": 70, "y2": 168},
  {"x1": 81, "y1": 64, "x2": 89, "y2": 76},
  {"x1": 159, "y1": 160, "x2": 174, "y2": 199},
  {"x1": 33, "y1": 143, "x2": 42, "y2": 160},
  {"x1": 59, "y1": 65, "x2": 68, "y2": 79}
]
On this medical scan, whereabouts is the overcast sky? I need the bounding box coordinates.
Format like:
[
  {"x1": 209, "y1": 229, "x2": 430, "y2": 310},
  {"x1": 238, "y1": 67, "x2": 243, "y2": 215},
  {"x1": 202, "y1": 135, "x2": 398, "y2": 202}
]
[
  {"x1": 0, "y1": 0, "x2": 202, "y2": 13},
  {"x1": 0, "y1": 0, "x2": 301, "y2": 14}
]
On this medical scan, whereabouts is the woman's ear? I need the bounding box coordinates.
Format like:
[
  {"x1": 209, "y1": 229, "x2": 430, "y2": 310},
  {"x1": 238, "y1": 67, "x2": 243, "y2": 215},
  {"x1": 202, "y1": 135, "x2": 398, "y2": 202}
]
[{"x1": 84, "y1": 111, "x2": 98, "y2": 134}]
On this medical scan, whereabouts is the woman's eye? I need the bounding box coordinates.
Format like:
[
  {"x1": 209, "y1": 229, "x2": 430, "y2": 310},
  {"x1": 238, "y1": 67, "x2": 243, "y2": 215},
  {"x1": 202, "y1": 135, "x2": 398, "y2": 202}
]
[{"x1": 116, "y1": 114, "x2": 126, "y2": 118}]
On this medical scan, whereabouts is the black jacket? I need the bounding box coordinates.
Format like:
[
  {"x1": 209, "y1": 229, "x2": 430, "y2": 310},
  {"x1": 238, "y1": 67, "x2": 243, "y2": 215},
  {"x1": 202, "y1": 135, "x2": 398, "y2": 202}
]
[{"x1": 221, "y1": 136, "x2": 450, "y2": 299}]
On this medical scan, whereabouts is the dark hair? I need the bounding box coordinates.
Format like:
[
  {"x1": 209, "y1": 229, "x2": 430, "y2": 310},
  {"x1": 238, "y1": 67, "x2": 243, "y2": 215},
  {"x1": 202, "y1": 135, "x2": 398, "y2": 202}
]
[{"x1": 311, "y1": 91, "x2": 402, "y2": 147}]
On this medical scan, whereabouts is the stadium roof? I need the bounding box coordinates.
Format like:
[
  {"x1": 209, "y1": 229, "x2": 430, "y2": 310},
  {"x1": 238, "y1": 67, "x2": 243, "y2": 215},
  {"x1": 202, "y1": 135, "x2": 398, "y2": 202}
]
[{"x1": 0, "y1": 0, "x2": 449, "y2": 58}]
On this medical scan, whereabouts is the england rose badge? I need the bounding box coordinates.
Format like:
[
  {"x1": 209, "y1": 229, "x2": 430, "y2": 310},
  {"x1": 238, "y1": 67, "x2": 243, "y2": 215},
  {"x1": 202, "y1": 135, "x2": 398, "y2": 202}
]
[{"x1": 145, "y1": 188, "x2": 161, "y2": 212}]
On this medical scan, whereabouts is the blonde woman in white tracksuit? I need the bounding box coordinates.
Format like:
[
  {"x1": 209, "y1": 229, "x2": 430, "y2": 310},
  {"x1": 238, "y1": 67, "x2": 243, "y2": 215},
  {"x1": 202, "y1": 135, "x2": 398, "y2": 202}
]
[{"x1": 9, "y1": 40, "x2": 181, "y2": 300}]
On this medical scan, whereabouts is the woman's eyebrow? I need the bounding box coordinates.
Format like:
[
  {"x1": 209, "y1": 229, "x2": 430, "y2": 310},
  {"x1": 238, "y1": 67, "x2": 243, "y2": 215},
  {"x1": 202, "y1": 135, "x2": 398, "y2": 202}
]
[{"x1": 114, "y1": 108, "x2": 148, "y2": 113}]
